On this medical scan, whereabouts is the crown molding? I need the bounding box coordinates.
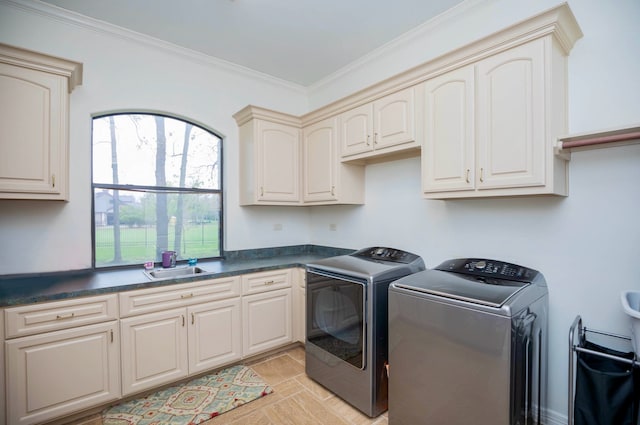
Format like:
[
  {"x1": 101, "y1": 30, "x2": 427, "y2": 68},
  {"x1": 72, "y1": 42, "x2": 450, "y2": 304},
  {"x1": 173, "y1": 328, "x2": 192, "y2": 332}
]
[
  {"x1": 302, "y1": 2, "x2": 582, "y2": 126},
  {"x1": 307, "y1": 0, "x2": 489, "y2": 95},
  {"x1": 2, "y1": 0, "x2": 307, "y2": 94}
]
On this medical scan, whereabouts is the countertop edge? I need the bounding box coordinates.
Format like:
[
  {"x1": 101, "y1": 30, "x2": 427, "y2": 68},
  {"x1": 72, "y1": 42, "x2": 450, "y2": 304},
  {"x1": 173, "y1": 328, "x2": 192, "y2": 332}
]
[{"x1": 0, "y1": 245, "x2": 354, "y2": 307}]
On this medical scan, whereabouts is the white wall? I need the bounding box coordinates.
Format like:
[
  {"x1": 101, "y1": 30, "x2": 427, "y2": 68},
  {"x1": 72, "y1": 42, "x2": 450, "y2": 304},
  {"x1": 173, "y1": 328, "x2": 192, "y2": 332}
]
[
  {"x1": 307, "y1": 0, "x2": 640, "y2": 422},
  {"x1": 0, "y1": 0, "x2": 638, "y2": 422},
  {"x1": 0, "y1": 0, "x2": 312, "y2": 274}
]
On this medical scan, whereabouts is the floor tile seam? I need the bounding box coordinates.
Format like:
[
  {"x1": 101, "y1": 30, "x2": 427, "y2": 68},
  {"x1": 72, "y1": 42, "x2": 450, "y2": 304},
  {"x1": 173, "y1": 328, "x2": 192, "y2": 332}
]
[{"x1": 293, "y1": 376, "x2": 334, "y2": 402}]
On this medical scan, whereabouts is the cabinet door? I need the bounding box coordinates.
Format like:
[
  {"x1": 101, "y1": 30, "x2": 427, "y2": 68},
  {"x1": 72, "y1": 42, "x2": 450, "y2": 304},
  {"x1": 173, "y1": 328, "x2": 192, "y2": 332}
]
[
  {"x1": 303, "y1": 117, "x2": 339, "y2": 202},
  {"x1": 373, "y1": 87, "x2": 416, "y2": 150},
  {"x1": 120, "y1": 308, "x2": 188, "y2": 395},
  {"x1": 256, "y1": 120, "x2": 300, "y2": 202},
  {"x1": 422, "y1": 66, "x2": 475, "y2": 193},
  {"x1": 0, "y1": 62, "x2": 68, "y2": 200},
  {"x1": 188, "y1": 298, "x2": 241, "y2": 374},
  {"x1": 476, "y1": 39, "x2": 545, "y2": 189},
  {"x1": 341, "y1": 103, "x2": 373, "y2": 157},
  {"x1": 5, "y1": 322, "x2": 120, "y2": 425},
  {"x1": 242, "y1": 288, "x2": 292, "y2": 357}
]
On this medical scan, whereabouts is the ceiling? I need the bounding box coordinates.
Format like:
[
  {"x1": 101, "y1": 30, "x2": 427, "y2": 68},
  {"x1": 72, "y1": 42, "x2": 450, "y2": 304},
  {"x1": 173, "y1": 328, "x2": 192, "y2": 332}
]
[{"x1": 40, "y1": 0, "x2": 467, "y2": 86}]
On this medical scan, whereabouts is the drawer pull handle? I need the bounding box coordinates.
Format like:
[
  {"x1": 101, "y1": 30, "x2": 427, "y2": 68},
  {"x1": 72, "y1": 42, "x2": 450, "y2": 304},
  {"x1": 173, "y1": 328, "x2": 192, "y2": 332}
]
[
  {"x1": 56, "y1": 313, "x2": 75, "y2": 320},
  {"x1": 264, "y1": 280, "x2": 275, "y2": 285},
  {"x1": 181, "y1": 293, "x2": 194, "y2": 299},
  {"x1": 191, "y1": 313, "x2": 195, "y2": 325}
]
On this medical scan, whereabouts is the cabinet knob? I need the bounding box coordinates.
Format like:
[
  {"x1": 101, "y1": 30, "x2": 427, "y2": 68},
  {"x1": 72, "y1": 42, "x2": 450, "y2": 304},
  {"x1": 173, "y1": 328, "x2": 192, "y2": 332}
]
[
  {"x1": 465, "y1": 169, "x2": 470, "y2": 184},
  {"x1": 331, "y1": 186, "x2": 335, "y2": 196},
  {"x1": 480, "y1": 168, "x2": 484, "y2": 183},
  {"x1": 56, "y1": 312, "x2": 75, "y2": 320},
  {"x1": 374, "y1": 132, "x2": 378, "y2": 145},
  {"x1": 264, "y1": 280, "x2": 275, "y2": 286}
]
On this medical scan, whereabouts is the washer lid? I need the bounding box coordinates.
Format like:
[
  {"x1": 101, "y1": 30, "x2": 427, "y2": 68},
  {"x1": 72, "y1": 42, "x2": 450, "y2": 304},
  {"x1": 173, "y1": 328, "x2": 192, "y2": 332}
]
[
  {"x1": 306, "y1": 247, "x2": 425, "y2": 282},
  {"x1": 392, "y1": 268, "x2": 530, "y2": 308}
]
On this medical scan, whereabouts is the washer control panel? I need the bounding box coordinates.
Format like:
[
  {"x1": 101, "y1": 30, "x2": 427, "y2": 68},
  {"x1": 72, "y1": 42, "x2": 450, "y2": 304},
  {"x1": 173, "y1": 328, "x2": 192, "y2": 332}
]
[
  {"x1": 435, "y1": 258, "x2": 539, "y2": 283},
  {"x1": 352, "y1": 247, "x2": 421, "y2": 264}
]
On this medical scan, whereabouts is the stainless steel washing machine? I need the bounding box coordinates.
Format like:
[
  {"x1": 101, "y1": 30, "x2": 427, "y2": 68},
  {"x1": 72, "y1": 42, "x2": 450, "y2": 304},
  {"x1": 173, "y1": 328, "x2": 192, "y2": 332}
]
[
  {"x1": 388, "y1": 258, "x2": 548, "y2": 425},
  {"x1": 306, "y1": 247, "x2": 425, "y2": 417}
]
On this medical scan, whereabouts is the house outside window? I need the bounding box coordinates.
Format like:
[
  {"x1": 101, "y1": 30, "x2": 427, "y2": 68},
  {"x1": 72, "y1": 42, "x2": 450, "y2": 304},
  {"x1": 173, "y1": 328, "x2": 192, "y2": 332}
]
[{"x1": 92, "y1": 113, "x2": 223, "y2": 268}]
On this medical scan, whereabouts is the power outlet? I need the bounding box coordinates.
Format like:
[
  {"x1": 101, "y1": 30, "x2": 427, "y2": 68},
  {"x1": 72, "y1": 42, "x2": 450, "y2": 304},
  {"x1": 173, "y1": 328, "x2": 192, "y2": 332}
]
[
  {"x1": 329, "y1": 223, "x2": 337, "y2": 231},
  {"x1": 273, "y1": 223, "x2": 283, "y2": 231}
]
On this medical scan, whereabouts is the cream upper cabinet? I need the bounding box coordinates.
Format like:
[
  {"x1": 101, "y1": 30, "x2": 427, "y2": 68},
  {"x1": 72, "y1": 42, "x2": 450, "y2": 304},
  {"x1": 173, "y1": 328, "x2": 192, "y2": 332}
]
[
  {"x1": 0, "y1": 43, "x2": 82, "y2": 201},
  {"x1": 340, "y1": 103, "x2": 372, "y2": 157},
  {"x1": 422, "y1": 65, "x2": 475, "y2": 193},
  {"x1": 234, "y1": 106, "x2": 301, "y2": 205},
  {"x1": 422, "y1": 36, "x2": 570, "y2": 199},
  {"x1": 340, "y1": 87, "x2": 418, "y2": 161},
  {"x1": 302, "y1": 116, "x2": 364, "y2": 205},
  {"x1": 476, "y1": 39, "x2": 546, "y2": 191}
]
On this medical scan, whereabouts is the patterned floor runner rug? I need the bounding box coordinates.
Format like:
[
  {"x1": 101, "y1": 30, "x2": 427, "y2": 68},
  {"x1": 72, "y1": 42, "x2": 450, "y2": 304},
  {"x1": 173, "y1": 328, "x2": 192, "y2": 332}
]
[{"x1": 103, "y1": 365, "x2": 273, "y2": 425}]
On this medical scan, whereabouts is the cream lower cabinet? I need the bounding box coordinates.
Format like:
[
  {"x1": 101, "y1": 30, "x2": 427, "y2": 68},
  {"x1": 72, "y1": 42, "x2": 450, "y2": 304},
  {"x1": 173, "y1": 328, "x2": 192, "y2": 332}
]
[
  {"x1": 119, "y1": 277, "x2": 242, "y2": 396},
  {"x1": 120, "y1": 308, "x2": 188, "y2": 395},
  {"x1": 291, "y1": 268, "x2": 306, "y2": 344},
  {"x1": 4, "y1": 295, "x2": 119, "y2": 425},
  {"x1": 422, "y1": 37, "x2": 569, "y2": 198},
  {"x1": 120, "y1": 299, "x2": 241, "y2": 396},
  {"x1": 302, "y1": 117, "x2": 364, "y2": 205},
  {"x1": 188, "y1": 299, "x2": 242, "y2": 374},
  {"x1": 340, "y1": 86, "x2": 418, "y2": 161},
  {"x1": 241, "y1": 269, "x2": 293, "y2": 357}
]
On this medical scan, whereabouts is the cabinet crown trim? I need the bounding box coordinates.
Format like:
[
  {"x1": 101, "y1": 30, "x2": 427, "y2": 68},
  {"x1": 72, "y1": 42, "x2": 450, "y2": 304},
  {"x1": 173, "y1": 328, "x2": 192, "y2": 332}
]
[
  {"x1": 0, "y1": 42, "x2": 83, "y2": 92},
  {"x1": 233, "y1": 105, "x2": 301, "y2": 128}
]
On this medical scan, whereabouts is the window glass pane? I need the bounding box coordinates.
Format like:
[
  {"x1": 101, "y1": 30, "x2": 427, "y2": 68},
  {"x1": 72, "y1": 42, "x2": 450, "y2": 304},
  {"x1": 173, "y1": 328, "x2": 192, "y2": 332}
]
[
  {"x1": 92, "y1": 112, "x2": 223, "y2": 269},
  {"x1": 92, "y1": 114, "x2": 221, "y2": 189},
  {"x1": 94, "y1": 188, "x2": 221, "y2": 267}
]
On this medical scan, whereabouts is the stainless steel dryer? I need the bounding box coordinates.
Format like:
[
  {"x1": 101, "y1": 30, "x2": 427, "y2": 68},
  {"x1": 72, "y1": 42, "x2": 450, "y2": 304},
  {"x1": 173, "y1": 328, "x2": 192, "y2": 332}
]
[
  {"x1": 388, "y1": 258, "x2": 548, "y2": 425},
  {"x1": 306, "y1": 247, "x2": 425, "y2": 417}
]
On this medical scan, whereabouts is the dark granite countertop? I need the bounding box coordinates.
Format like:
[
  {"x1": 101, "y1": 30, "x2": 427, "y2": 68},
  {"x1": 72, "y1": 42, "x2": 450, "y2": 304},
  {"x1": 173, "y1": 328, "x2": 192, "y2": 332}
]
[{"x1": 0, "y1": 245, "x2": 353, "y2": 307}]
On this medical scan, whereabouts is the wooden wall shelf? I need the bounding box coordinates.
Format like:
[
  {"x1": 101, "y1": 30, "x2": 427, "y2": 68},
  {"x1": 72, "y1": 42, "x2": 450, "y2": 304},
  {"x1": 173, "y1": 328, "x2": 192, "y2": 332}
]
[{"x1": 556, "y1": 124, "x2": 640, "y2": 157}]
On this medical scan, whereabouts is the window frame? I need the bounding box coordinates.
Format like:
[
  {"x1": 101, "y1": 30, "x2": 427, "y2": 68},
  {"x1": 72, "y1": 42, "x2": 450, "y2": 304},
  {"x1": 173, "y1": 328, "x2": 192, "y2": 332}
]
[{"x1": 90, "y1": 111, "x2": 224, "y2": 269}]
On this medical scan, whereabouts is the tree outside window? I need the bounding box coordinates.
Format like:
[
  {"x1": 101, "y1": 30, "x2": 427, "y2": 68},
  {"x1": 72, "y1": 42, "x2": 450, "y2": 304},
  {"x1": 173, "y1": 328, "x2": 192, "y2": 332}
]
[{"x1": 92, "y1": 113, "x2": 222, "y2": 268}]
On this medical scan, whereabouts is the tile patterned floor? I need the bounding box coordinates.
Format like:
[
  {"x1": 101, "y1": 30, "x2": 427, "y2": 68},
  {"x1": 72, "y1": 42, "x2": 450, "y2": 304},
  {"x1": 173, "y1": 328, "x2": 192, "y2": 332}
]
[{"x1": 201, "y1": 346, "x2": 388, "y2": 425}]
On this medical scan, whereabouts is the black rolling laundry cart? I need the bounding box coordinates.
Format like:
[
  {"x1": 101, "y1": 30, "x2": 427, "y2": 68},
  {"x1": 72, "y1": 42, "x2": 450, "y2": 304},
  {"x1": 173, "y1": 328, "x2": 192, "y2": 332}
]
[{"x1": 569, "y1": 316, "x2": 640, "y2": 425}]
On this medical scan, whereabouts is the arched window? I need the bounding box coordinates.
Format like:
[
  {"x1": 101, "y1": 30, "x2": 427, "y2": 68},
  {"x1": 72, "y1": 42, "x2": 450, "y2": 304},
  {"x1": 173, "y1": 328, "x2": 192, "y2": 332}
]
[{"x1": 92, "y1": 113, "x2": 223, "y2": 268}]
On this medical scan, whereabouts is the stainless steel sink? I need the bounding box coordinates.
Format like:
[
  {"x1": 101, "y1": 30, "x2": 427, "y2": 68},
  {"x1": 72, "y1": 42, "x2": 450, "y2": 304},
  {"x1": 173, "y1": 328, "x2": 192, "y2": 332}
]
[{"x1": 144, "y1": 266, "x2": 206, "y2": 280}]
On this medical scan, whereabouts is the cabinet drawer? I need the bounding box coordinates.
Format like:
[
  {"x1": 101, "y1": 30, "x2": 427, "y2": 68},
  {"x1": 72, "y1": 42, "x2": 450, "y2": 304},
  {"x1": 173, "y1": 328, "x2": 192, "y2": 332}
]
[
  {"x1": 242, "y1": 269, "x2": 292, "y2": 295},
  {"x1": 5, "y1": 294, "x2": 118, "y2": 339},
  {"x1": 119, "y1": 276, "x2": 241, "y2": 317}
]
